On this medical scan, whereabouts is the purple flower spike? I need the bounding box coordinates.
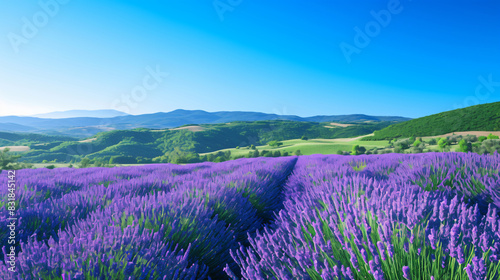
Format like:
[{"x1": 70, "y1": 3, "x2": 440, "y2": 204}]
[
  {"x1": 377, "y1": 241, "x2": 386, "y2": 261},
  {"x1": 402, "y1": 266, "x2": 411, "y2": 280}
]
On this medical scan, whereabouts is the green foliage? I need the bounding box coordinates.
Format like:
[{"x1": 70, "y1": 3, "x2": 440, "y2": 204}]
[
  {"x1": 487, "y1": 133, "x2": 499, "y2": 140},
  {"x1": 45, "y1": 165, "x2": 56, "y2": 169},
  {"x1": 438, "y1": 139, "x2": 449, "y2": 150},
  {"x1": 79, "y1": 158, "x2": 91, "y2": 168},
  {"x1": 413, "y1": 139, "x2": 422, "y2": 146},
  {"x1": 463, "y1": 135, "x2": 478, "y2": 142},
  {"x1": 447, "y1": 135, "x2": 462, "y2": 144},
  {"x1": 267, "y1": 140, "x2": 283, "y2": 147},
  {"x1": 294, "y1": 149, "x2": 302, "y2": 156},
  {"x1": 394, "y1": 139, "x2": 411, "y2": 150},
  {"x1": 0, "y1": 148, "x2": 22, "y2": 170},
  {"x1": 0, "y1": 132, "x2": 76, "y2": 144},
  {"x1": 366, "y1": 101, "x2": 500, "y2": 139},
  {"x1": 351, "y1": 145, "x2": 366, "y2": 155},
  {"x1": 458, "y1": 139, "x2": 472, "y2": 152},
  {"x1": 301, "y1": 135, "x2": 309, "y2": 140},
  {"x1": 247, "y1": 150, "x2": 260, "y2": 158},
  {"x1": 475, "y1": 139, "x2": 500, "y2": 155},
  {"x1": 428, "y1": 138, "x2": 437, "y2": 145},
  {"x1": 478, "y1": 136, "x2": 487, "y2": 142},
  {"x1": 410, "y1": 146, "x2": 424, "y2": 153}
]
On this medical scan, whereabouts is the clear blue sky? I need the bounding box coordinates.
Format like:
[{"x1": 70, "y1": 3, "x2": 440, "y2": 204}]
[{"x1": 0, "y1": 0, "x2": 499, "y2": 118}]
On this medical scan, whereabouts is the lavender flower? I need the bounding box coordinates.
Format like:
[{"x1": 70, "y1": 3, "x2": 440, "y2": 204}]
[{"x1": 402, "y1": 266, "x2": 411, "y2": 280}]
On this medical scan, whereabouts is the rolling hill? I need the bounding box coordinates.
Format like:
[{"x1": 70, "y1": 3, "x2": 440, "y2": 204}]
[
  {"x1": 0, "y1": 109, "x2": 411, "y2": 138},
  {"x1": 365, "y1": 102, "x2": 500, "y2": 140},
  {"x1": 10, "y1": 120, "x2": 395, "y2": 163}
]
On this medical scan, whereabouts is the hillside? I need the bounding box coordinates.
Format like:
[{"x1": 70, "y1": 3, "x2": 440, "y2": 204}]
[
  {"x1": 0, "y1": 109, "x2": 411, "y2": 138},
  {"x1": 0, "y1": 132, "x2": 77, "y2": 147},
  {"x1": 14, "y1": 120, "x2": 394, "y2": 163},
  {"x1": 365, "y1": 102, "x2": 500, "y2": 140}
]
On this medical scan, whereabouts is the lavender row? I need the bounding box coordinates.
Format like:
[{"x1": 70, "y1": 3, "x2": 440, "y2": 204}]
[
  {"x1": 1, "y1": 157, "x2": 297, "y2": 279},
  {"x1": 229, "y1": 153, "x2": 500, "y2": 280}
]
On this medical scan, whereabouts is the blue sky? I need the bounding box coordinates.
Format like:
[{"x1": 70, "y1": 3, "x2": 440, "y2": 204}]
[{"x1": 0, "y1": 0, "x2": 499, "y2": 118}]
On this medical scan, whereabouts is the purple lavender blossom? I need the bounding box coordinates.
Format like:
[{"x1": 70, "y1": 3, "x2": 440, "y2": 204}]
[{"x1": 402, "y1": 266, "x2": 411, "y2": 280}]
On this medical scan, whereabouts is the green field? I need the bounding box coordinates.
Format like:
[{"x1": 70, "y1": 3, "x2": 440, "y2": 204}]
[{"x1": 201, "y1": 138, "x2": 390, "y2": 157}]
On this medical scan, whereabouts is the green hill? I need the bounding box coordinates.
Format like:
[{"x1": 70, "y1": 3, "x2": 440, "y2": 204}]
[
  {"x1": 0, "y1": 132, "x2": 76, "y2": 147},
  {"x1": 15, "y1": 120, "x2": 395, "y2": 163},
  {"x1": 364, "y1": 102, "x2": 500, "y2": 140}
]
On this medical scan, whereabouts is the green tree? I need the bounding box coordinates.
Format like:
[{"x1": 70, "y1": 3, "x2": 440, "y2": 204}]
[
  {"x1": 301, "y1": 135, "x2": 309, "y2": 140},
  {"x1": 351, "y1": 145, "x2": 360, "y2": 155},
  {"x1": 458, "y1": 139, "x2": 472, "y2": 152},
  {"x1": 438, "y1": 138, "x2": 449, "y2": 151},
  {"x1": 413, "y1": 139, "x2": 422, "y2": 146},
  {"x1": 253, "y1": 150, "x2": 260, "y2": 157},
  {"x1": 79, "y1": 158, "x2": 91, "y2": 168},
  {"x1": 267, "y1": 140, "x2": 283, "y2": 148},
  {"x1": 487, "y1": 133, "x2": 499, "y2": 140},
  {"x1": 478, "y1": 136, "x2": 487, "y2": 142},
  {"x1": 0, "y1": 148, "x2": 22, "y2": 170},
  {"x1": 351, "y1": 145, "x2": 366, "y2": 155},
  {"x1": 294, "y1": 150, "x2": 302, "y2": 156},
  {"x1": 214, "y1": 156, "x2": 224, "y2": 163}
]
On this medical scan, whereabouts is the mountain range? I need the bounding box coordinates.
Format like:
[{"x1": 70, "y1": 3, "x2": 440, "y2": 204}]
[{"x1": 0, "y1": 109, "x2": 411, "y2": 138}]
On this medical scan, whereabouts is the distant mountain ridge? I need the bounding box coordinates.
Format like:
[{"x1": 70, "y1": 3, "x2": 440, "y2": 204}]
[{"x1": 0, "y1": 109, "x2": 411, "y2": 138}]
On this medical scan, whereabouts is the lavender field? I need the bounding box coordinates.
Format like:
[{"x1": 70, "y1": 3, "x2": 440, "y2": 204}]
[{"x1": 1, "y1": 153, "x2": 500, "y2": 279}]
